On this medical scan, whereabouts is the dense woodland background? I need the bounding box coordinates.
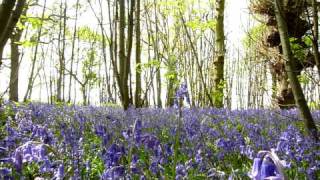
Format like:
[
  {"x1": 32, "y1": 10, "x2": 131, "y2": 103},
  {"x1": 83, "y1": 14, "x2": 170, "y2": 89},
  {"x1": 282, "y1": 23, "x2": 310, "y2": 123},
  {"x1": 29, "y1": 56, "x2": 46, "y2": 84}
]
[
  {"x1": 0, "y1": 0, "x2": 320, "y2": 112},
  {"x1": 1, "y1": 1, "x2": 320, "y2": 179}
]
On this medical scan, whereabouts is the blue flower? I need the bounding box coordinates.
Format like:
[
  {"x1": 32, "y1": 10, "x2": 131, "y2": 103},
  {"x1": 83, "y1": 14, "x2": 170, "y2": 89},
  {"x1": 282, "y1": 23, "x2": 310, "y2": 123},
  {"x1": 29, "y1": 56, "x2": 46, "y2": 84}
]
[
  {"x1": 13, "y1": 150, "x2": 23, "y2": 173},
  {"x1": 174, "y1": 83, "x2": 190, "y2": 107},
  {"x1": 0, "y1": 168, "x2": 11, "y2": 176},
  {"x1": 176, "y1": 164, "x2": 186, "y2": 177},
  {"x1": 54, "y1": 164, "x2": 64, "y2": 179}
]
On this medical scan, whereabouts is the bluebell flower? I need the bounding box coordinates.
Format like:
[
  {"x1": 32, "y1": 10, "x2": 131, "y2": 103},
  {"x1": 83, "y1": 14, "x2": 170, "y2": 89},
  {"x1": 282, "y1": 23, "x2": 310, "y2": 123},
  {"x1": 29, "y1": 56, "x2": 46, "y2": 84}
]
[
  {"x1": 249, "y1": 157, "x2": 262, "y2": 179},
  {"x1": 40, "y1": 159, "x2": 52, "y2": 173},
  {"x1": 0, "y1": 168, "x2": 11, "y2": 176},
  {"x1": 174, "y1": 83, "x2": 190, "y2": 108},
  {"x1": 54, "y1": 164, "x2": 64, "y2": 179},
  {"x1": 113, "y1": 165, "x2": 125, "y2": 177},
  {"x1": 130, "y1": 156, "x2": 140, "y2": 174},
  {"x1": 141, "y1": 134, "x2": 160, "y2": 150},
  {"x1": 176, "y1": 164, "x2": 186, "y2": 177},
  {"x1": 13, "y1": 150, "x2": 23, "y2": 173},
  {"x1": 150, "y1": 161, "x2": 159, "y2": 175},
  {"x1": 102, "y1": 166, "x2": 125, "y2": 179}
]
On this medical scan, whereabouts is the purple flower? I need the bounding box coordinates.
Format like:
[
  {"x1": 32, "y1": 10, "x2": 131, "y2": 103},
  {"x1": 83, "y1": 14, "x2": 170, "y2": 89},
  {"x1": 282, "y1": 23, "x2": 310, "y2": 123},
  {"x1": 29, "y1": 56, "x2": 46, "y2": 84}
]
[
  {"x1": 141, "y1": 134, "x2": 160, "y2": 150},
  {"x1": 174, "y1": 83, "x2": 190, "y2": 107},
  {"x1": 176, "y1": 164, "x2": 186, "y2": 177},
  {"x1": 13, "y1": 150, "x2": 23, "y2": 173},
  {"x1": 0, "y1": 168, "x2": 11, "y2": 176},
  {"x1": 54, "y1": 164, "x2": 64, "y2": 179},
  {"x1": 249, "y1": 158, "x2": 263, "y2": 179},
  {"x1": 40, "y1": 159, "x2": 52, "y2": 173},
  {"x1": 102, "y1": 165, "x2": 125, "y2": 179}
]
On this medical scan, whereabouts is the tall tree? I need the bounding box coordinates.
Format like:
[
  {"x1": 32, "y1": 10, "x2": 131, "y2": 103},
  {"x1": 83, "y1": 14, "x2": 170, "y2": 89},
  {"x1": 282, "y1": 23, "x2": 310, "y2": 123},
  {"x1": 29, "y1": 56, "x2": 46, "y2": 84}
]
[
  {"x1": 56, "y1": 0, "x2": 67, "y2": 102},
  {"x1": 274, "y1": 0, "x2": 318, "y2": 140},
  {"x1": 24, "y1": 0, "x2": 47, "y2": 102},
  {"x1": 116, "y1": 0, "x2": 134, "y2": 109},
  {"x1": 9, "y1": 6, "x2": 27, "y2": 102},
  {"x1": 311, "y1": 0, "x2": 320, "y2": 77},
  {"x1": 213, "y1": 0, "x2": 225, "y2": 108},
  {"x1": 0, "y1": 0, "x2": 26, "y2": 67},
  {"x1": 0, "y1": 0, "x2": 17, "y2": 67},
  {"x1": 135, "y1": 0, "x2": 142, "y2": 108},
  {"x1": 67, "y1": 0, "x2": 80, "y2": 103}
]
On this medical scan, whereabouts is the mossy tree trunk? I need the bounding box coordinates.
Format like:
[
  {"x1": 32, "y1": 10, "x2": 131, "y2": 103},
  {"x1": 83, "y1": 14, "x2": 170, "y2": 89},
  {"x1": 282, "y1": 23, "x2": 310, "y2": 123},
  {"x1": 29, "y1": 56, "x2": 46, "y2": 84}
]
[{"x1": 213, "y1": 0, "x2": 225, "y2": 108}]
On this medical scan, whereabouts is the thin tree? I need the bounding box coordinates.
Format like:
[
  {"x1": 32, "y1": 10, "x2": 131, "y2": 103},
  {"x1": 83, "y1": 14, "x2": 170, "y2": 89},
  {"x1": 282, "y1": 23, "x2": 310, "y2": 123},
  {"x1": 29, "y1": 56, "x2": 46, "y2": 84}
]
[
  {"x1": 67, "y1": 0, "x2": 80, "y2": 103},
  {"x1": 9, "y1": 6, "x2": 28, "y2": 102},
  {"x1": 311, "y1": 0, "x2": 320, "y2": 77},
  {"x1": 274, "y1": 0, "x2": 318, "y2": 140},
  {"x1": 24, "y1": 0, "x2": 47, "y2": 102},
  {"x1": 0, "y1": 0, "x2": 17, "y2": 67},
  {"x1": 213, "y1": 0, "x2": 225, "y2": 108},
  {"x1": 135, "y1": 0, "x2": 142, "y2": 108}
]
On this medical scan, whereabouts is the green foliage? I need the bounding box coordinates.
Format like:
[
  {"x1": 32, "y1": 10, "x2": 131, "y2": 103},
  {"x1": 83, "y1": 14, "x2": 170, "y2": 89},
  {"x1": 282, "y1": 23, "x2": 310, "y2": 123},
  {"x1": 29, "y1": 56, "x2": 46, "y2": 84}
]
[
  {"x1": 289, "y1": 37, "x2": 307, "y2": 61},
  {"x1": 297, "y1": 73, "x2": 310, "y2": 85},
  {"x1": 81, "y1": 48, "x2": 99, "y2": 86},
  {"x1": 186, "y1": 17, "x2": 216, "y2": 31},
  {"x1": 77, "y1": 26, "x2": 105, "y2": 43},
  {"x1": 14, "y1": 40, "x2": 37, "y2": 47},
  {"x1": 308, "y1": 101, "x2": 320, "y2": 110},
  {"x1": 243, "y1": 23, "x2": 267, "y2": 48},
  {"x1": 302, "y1": 35, "x2": 313, "y2": 47},
  {"x1": 136, "y1": 60, "x2": 161, "y2": 73},
  {"x1": 213, "y1": 80, "x2": 226, "y2": 104},
  {"x1": 158, "y1": 0, "x2": 186, "y2": 17}
]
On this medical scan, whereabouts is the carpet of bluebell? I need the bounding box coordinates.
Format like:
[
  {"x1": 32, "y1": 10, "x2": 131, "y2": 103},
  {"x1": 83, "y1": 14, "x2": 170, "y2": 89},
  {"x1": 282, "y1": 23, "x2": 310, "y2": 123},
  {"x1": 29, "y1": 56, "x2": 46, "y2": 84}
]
[{"x1": 0, "y1": 102, "x2": 319, "y2": 179}]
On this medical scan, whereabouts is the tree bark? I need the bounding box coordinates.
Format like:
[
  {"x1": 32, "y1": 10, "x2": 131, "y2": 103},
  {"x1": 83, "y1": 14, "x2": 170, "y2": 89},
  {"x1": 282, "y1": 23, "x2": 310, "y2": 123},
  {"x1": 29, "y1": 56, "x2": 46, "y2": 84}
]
[
  {"x1": 67, "y1": 0, "x2": 80, "y2": 103},
  {"x1": 213, "y1": 0, "x2": 225, "y2": 108},
  {"x1": 135, "y1": 0, "x2": 142, "y2": 108},
  {"x1": 118, "y1": 0, "x2": 131, "y2": 109},
  {"x1": 24, "y1": 0, "x2": 46, "y2": 102},
  {"x1": 274, "y1": 0, "x2": 318, "y2": 140},
  {"x1": 57, "y1": 0, "x2": 67, "y2": 102},
  {"x1": 311, "y1": 0, "x2": 320, "y2": 77},
  {"x1": 0, "y1": 0, "x2": 16, "y2": 67},
  {"x1": 9, "y1": 28, "x2": 23, "y2": 102}
]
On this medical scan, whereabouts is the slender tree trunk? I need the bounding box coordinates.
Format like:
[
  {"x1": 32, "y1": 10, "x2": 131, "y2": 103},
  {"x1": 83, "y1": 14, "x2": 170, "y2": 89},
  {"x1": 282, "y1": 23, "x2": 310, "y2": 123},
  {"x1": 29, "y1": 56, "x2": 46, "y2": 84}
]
[
  {"x1": 126, "y1": 0, "x2": 135, "y2": 106},
  {"x1": 135, "y1": 0, "x2": 142, "y2": 108},
  {"x1": 68, "y1": 0, "x2": 80, "y2": 103},
  {"x1": 213, "y1": 0, "x2": 225, "y2": 108},
  {"x1": 9, "y1": 29, "x2": 23, "y2": 102},
  {"x1": 24, "y1": 0, "x2": 47, "y2": 102},
  {"x1": 180, "y1": 15, "x2": 213, "y2": 106},
  {"x1": 118, "y1": 0, "x2": 131, "y2": 109},
  {"x1": 274, "y1": 0, "x2": 318, "y2": 140},
  {"x1": 0, "y1": 0, "x2": 17, "y2": 67},
  {"x1": 311, "y1": 0, "x2": 320, "y2": 77},
  {"x1": 57, "y1": 0, "x2": 67, "y2": 102}
]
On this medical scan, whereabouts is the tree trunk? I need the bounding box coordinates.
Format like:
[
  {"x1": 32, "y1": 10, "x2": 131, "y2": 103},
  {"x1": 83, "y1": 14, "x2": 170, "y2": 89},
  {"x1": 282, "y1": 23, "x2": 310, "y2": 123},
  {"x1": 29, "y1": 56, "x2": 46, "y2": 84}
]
[
  {"x1": 274, "y1": 0, "x2": 318, "y2": 140},
  {"x1": 126, "y1": 0, "x2": 135, "y2": 106},
  {"x1": 24, "y1": 0, "x2": 47, "y2": 102},
  {"x1": 9, "y1": 29, "x2": 23, "y2": 102},
  {"x1": 67, "y1": 0, "x2": 80, "y2": 103},
  {"x1": 311, "y1": 0, "x2": 320, "y2": 77},
  {"x1": 213, "y1": 0, "x2": 225, "y2": 108},
  {"x1": 118, "y1": 0, "x2": 131, "y2": 109},
  {"x1": 135, "y1": 0, "x2": 142, "y2": 108},
  {"x1": 57, "y1": 0, "x2": 67, "y2": 102},
  {"x1": 0, "y1": 0, "x2": 17, "y2": 67}
]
